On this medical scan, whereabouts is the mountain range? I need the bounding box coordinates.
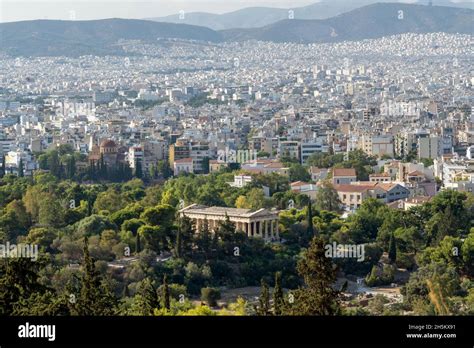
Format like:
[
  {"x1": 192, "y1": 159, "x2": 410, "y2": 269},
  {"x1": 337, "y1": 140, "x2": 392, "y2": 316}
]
[
  {"x1": 0, "y1": 3, "x2": 472, "y2": 56},
  {"x1": 221, "y1": 3, "x2": 474, "y2": 43},
  {"x1": 147, "y1": 0, "x2": 474, "y2": 30},
  {"x1": 0, "y1": 18, "x2": 221, "y2": 57}
]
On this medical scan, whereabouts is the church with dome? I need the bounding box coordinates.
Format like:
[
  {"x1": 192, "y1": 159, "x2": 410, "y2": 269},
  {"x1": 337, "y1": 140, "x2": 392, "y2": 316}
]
[{"x1": 88, "y1": 139, "x2": 126, "y2": 167}]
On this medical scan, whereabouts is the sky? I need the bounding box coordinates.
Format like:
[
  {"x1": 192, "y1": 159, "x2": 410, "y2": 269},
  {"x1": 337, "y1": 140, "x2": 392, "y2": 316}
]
[{"x1": 0, "y1": 0, "x2": 317, "y2": 22}]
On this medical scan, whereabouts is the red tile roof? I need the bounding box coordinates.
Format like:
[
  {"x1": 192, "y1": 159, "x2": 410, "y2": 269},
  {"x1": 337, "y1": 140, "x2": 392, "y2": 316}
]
[
  {"x1": 174, "y1": 157, "x2": 193, "y2": 164},
  {"x1": 333, "y1": 168, "x2": 356, "y2": 177},
  {"x1": 334, "y1": 183, "x2": 376, "y2": 193}
]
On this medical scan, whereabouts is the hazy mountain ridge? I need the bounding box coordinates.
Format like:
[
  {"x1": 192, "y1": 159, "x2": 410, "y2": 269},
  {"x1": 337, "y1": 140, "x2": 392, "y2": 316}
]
[
  {"x1": 148, "y1": 0, "x2": 474, "y2": 30},
  {"x1": 221, "y1": 3, "x2": 474, "y2": 43},
  {"x1": 0, "y1": 3, "x2": 472, "y2": 56},
  {"x1": 0, "y1": 18, "x2": 222, "y2": 56}
]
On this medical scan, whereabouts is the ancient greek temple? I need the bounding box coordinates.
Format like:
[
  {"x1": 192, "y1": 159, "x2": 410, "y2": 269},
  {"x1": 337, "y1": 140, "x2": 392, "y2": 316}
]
[{"x1": 179, "y1": 204, "x2": 280, "y2": 242}]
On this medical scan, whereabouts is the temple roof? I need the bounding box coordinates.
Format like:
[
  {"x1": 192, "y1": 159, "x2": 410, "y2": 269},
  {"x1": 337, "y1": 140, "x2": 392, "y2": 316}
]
[{"x1": 179, "y1": 204, "x2": 278, "y2": 218}]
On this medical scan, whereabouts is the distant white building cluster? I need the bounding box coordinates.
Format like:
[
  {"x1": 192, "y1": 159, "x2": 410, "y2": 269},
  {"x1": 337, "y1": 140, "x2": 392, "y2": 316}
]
[{"x1": 0, "y1": 32, "x2": 472, "y2": 212}]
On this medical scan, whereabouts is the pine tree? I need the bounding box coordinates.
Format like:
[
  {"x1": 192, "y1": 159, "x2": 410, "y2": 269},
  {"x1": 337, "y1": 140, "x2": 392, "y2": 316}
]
[
  {"x1": 273, "y1": 272, "x2": 284, "y2": 315},
  {"x1": 255, "y1": 279, "x2": 271, "y2": 316},
  {"x1": 0, "y1": 257, "x2": 48, "y2": 315},
  {"x1": 219, "y1": 214, "x2": 236, "y2": 239},
  {"x1": 78, "y1": 237, "x2": 116, "y2": 315},
  {"x1": 426, "y1": 278, "x2": 450, "y2": 315},
  {"x1": 388, "y1": 231, "x2": 397, "y2": 263},
  {"x1": 161, "y1": 274, "x2": 170, "y2": 310},
  {"x1": 315, "y1": 180, "x2": 342, "y2": 213},
  {"x1": 137, "y1": 278, "x2": 159, "y2": 315},
  {"x1": 288, "y1": 236, "x2": 340, "y2": 315},
  {"x1": 217, "y1": 214, "x2": 236, "y2": 256}
]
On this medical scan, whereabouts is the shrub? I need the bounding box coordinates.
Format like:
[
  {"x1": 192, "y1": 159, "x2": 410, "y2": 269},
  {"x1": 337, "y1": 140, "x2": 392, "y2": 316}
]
[
  {"x1": 365, "y1": 264, "x2": 395, "y2": 287},
  {"x1": 201, "y1": 287, "x2": 221, "y2": 307}
]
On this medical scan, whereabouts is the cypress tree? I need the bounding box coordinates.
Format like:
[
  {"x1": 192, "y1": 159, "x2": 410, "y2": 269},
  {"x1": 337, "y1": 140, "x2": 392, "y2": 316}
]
[
  {"x1": 1, "y1": 155, "x2": 5, "y2": 178},
  {"x1": 99, "y1": 154, "x2": 105, "y2": 179},
  {"x1": 58, "y1": 162, "x2": 64, "y2": 179},
  {"x1": 178, "y1": 216, "x2": 193, "y2": 259},
  {"x1": 135, "y1": 159, "x2": 143, "y2": 179},
  {"x1": 122, "y1": 282, "x2": 130, "y2": 298},
  {"x1": 306, "y1": 200, "x2": 314, "y2": 236},
  {"x1": 388, "y1": 232, "x2": 397, "y2": 264},
  {"x1": 86, "y1": 197, "x2": 93, "y2": 216},
  {"x1": 48, "y1": 151, "x2": 60, "y2": 178},
  {"x1": 80, "y1": 236, "x2": 100, "y2": 313},
  {"x1": 197, "y1": 218, "x2": 212, "y2": 258},
  {"x1": 18, "y1": 159, "x2": 24, "y2": 177},
  {"x1": 256, "y1": 279, "x2": 271, "y2": 316},
  {"x1": 88, "y1": 162, "x2": 93, "y2": 180},
  {"x1": 175, "y1": 224, "x2": 182, "y2": 258},
  {"x1": 78, "y1": 237, "x2": 116, "y2": 315},
  {"x1": 65, "y1": 278, "x2": 80, "y2": 315},
  {"x1": 136, "y1": 232, "x2": 141, "y2": 254},
  {"x1": 273, "y1": 272, "x2": 284, "y2": 315},
  {"x1": 67, "y1": 155, "x2": 76, "y2": 179},
  {"x1": 162, "y1": 274, "x2": 170, "y2": 310}
]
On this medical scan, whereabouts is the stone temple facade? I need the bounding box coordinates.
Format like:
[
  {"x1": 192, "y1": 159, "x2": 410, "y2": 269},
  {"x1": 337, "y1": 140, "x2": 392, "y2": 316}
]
[{"x1": 179, "y1": 204, "x2": 280, "y2": 242}]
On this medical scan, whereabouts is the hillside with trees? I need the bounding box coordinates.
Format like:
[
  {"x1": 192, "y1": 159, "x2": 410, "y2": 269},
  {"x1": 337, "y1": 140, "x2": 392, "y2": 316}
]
[{"x1": 0, "y1": 159, "x2": 473, "y2": 316}]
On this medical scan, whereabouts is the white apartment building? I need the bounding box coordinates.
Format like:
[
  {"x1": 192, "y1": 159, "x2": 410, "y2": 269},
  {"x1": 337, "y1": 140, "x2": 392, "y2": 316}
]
[
  {"x1": 279, "y1": 140, "x2": 300, "y2": 161},
  {"x1": 300, "y1": 141, "x2": 329, "y2": 164},
  {"x1": 418, "y1": 136, "x2": 442, "y2": 160},
  {"x1": 228, "y1": 175, "x2": 253, "y2": 188},
  {"x1": 128, "y1": 146, "x2": 145, "y2": 172},
  {"x1": 360, "y1": 134, "x2": 394, "y2": 158}
]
